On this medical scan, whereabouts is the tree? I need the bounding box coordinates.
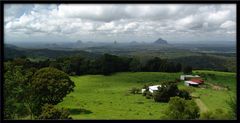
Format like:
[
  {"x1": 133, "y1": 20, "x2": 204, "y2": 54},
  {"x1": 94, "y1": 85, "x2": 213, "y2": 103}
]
[
  {"x1": 49, "y1": 61, "x2": 62, "y2": 70},
  {"x1": 69, "y1": 56, "x2": 85, "y2": 75},
  {"x1": 145, "y1": 57, "x2": 162, "y2": 72},
  {"x1": 182, "y1": 66, "x2": 192, "y2": 74},
  {"x1": 176, "y1": 63, "x2": 182, "y2": 72},
  {"x1": 4, "y1": 62, "x2": 35, "y2": 119},
  {"x1": 38, "y1": 104, "x2": 72, "y2": 119},
  {"x1": 153, "y1": 81, "x2": 179, "y2": 102},
  {"x1": 163, "y1": 96, "x2": 200, "y2": 120},
  {"x1": 31, "y1": 67, "x2": 75, "y2": 115},
  {"x1": 159, "y1": 59, "x2": 168, "y2": 72},
  {"x1": 178, "y1": 89, "x2": 191, "y2": 100},
  {"x1": 98, "y1": 54, "x2": 123, "y2": 75},
  {"x1": 129, "y1": 58, "x2": 141, "y2": 72}
]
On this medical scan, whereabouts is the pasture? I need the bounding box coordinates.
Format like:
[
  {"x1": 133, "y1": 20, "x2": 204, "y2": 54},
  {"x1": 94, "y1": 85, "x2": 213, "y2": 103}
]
[{"x1": 58, "y1": 71, "x2": 236, "y2": 119}]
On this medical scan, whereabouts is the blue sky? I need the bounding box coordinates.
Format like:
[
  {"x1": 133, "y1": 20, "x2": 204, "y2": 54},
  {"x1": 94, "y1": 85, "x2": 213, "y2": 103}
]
[{"x1": 4, "y1": 4, "x2": 236, "y2": 44}]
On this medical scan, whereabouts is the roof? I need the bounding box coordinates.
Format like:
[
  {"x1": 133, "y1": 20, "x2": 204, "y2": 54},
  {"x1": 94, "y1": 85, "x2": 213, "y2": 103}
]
[
  {"x1": 190, "y1": 79, "x2": 204, "y2": 83},
  {"x1": 149, "y1": 85, "x2": 162, "y2": 90},
  {"x1": 185, "y1": 81, "x2": 199, "y2": 85},
  {"x1": 181, "y1": 75, "x2": 200, "y2": 78}
]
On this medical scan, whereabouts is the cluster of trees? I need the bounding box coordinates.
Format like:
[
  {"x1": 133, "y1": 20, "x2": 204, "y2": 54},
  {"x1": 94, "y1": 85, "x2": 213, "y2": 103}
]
[
  {"x1": 141, "y1": 81, "x2": 198, "y2": 119},
  {"x1": 6, "y1": 54, "x2": 190, "y2": 76},
  {"x1": 171, "y1": 55, "x2": 235, "y2": 72},
  {"x1": 141, "y1": 80, "x2": 236, "y2": 120},
  {"x1": 48, "y1": 54, "x2": 184, "y2": 75},
  {"x1": 152, "y1": 81, "x2": 179, "y2": 102},
  {"x1": 142, "y1": 81, "x2": 191, "y2": 102},
  {"x1": 4, "y1": 62, "x2": 75, "y2": 119}
]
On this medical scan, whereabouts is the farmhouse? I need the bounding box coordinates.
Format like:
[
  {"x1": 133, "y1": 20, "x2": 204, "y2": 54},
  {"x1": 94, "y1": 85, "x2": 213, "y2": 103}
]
[
  {"x1": 142, "y1": 85, "x2": 166, "y2": 93},
  {"x1": 184, "y1": 78, "x2": 204, "y2": 87},
  {"x1": 180, "y1": 75, "x2": 200, "y2": 80},
  {"x1": 149, "y1": 85, "x2": 161, "y2": 93}
]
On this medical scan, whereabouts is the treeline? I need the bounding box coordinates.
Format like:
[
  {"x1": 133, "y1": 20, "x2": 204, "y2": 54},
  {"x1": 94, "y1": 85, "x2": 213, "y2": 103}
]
[
  {"x1": 6, "y1": 54, "x2": 186, "y2": 76},
  {"x1": 4, "y1": 46, "x2": 98, "y2": 60},
  {"x1": 170, "y1": 55, "x2": 236, "y2": 72}
]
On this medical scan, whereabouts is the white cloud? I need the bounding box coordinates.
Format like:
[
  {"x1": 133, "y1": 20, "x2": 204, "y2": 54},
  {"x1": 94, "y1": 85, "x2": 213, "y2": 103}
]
[
  {"x1": 220, "y1": 20, "x2": 236, "y2": 29},
  {"x1": 4, "y1": 4, "x2": 236, "y2": 43}
]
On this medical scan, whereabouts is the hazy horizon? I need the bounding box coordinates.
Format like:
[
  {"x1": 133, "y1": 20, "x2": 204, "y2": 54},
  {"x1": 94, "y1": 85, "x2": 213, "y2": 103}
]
[{"x1": 4, "y1": 4, "x2": 236, "y2": 44}]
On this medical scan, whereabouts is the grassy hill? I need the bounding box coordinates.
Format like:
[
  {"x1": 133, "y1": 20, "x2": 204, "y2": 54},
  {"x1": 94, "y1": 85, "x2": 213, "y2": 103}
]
[{"x1": 57, "y1": 71, "x2": 236, "y2": 119}]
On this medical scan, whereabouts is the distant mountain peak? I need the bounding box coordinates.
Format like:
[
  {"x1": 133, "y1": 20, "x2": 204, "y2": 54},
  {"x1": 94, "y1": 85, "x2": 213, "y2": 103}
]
[
  {"x1": 154, "y1": 38, "x2": 168, "y2": 44},
  {"x1": 130, "y1": 41, "x2": 138, "y2": 44},
  {"x1": 76, "y1": 40, "x2": 82, "y2": 44}
]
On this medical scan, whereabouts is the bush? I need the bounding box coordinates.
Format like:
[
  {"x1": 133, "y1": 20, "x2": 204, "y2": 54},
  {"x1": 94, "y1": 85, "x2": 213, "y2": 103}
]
[
  {"x1": 129, "y1": 87, "x2": 141, "y2": 94},
  {"x1": 163, "y1": 97, "x2": 200, "y2": 120},
  {"x1": 38, "y1": 104, "x2": 72, "y2": 120},
  {"x1": 142, "y1": 83, "x2": 154, "y2": 89},
  {"x1": 181, "y1": 87, "x2": 196, "y2": 93},
  {"x1": 152, "y1": 81, "x2": 179, "y2": 102},
  {"x1": 145, "y1": 91, "x2": 153, "y2": 99},
  {"x1": 178, "y1": 89, "x2": 191, "y2": 100}
]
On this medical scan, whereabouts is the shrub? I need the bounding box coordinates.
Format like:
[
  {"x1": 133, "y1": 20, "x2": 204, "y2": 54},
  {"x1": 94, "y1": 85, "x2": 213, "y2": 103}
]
[
  {"x1": 163, "y1": 97, "x2": 200, "y2": 120},
  {"x1": 38, "y1": 104, "x2": 72, "y2": 120},
  {"x1": 143, "y1": 84, "x2": 148, "y2": 89},
  {"x1": 142, "y1": 83, "x2": 154, "y2": 89},
  {"x1": 142, "y1": 90, "x2": 147, "y2": 96},
  {"x1": 129, "y1": 87, "x2": 141, "y2": 94},
  {"x1": 178, "y1": 89, "x2": 191, "y2": 100},
  {"x1": 181, "y1": 87, "x2": 196, "y2": 93},
  {"x1": 145, "y1": 91, "x2": 153, "y2": 99},
  {"x1": 153, "y1": 81, "x2": 179, "y2": 102}
]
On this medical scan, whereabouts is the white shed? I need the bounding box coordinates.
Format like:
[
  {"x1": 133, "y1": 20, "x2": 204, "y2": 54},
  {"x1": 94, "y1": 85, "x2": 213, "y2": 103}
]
[
  {"x1": 141, "y1": 85, "x2": 167, "y2": 93},
  {"x1": 149, "y1": 85, "x2": 162, "y2": 93},
  {"x1": 180, "y1": 75, "x2": 200, "y2": 80}
]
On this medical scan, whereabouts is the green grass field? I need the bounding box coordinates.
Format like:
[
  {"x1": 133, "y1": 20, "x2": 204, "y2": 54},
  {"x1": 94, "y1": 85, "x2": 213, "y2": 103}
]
[{"x1": 57, "y1": 71, "x2": 236, "y2": 119}]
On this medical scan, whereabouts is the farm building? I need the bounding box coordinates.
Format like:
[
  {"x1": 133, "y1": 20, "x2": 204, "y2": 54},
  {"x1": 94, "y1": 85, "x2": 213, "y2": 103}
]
[
  {"x1": 149, "y1": 85, "x2": 161, "y2": 93},
  {"x1": 142, "y1": 85, "x2": 166, "y2": 93},
  {"x1": 180, "y1": 75, "x2": 200, "y2": 80},
  {"x1": 184, "y1": 78, "x2": 204, "y2": 87}
]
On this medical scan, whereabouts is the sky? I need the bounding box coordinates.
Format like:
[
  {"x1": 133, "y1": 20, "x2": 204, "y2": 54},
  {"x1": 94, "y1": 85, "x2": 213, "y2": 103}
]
[{"x1": 4, "y1": 4, "x2": 236, "y2": 44}]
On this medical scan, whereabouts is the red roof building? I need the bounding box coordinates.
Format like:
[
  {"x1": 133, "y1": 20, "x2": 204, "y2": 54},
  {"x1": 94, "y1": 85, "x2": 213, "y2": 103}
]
[{"x1": 190, "y1": 79, "x2": 204, "y2": 84}]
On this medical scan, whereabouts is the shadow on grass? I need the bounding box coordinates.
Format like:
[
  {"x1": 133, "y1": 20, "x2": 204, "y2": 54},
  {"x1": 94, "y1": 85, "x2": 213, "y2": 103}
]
[{"x1": 69, "y1": 108, "x2": 93, "y2": 115}]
